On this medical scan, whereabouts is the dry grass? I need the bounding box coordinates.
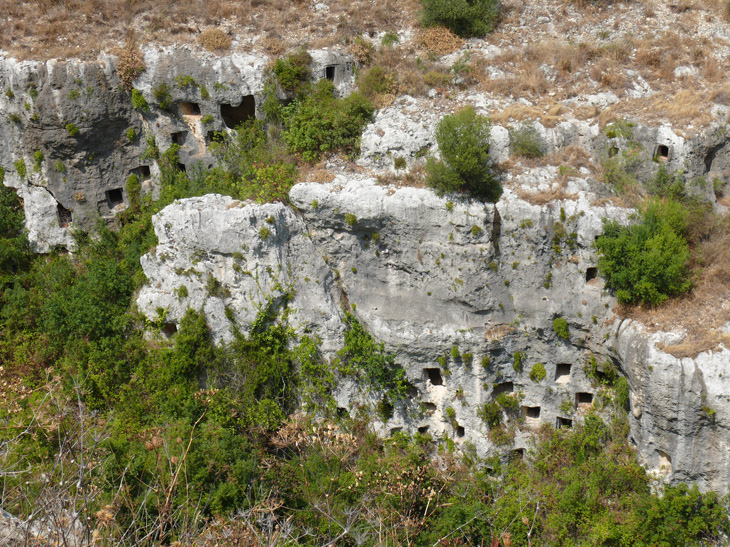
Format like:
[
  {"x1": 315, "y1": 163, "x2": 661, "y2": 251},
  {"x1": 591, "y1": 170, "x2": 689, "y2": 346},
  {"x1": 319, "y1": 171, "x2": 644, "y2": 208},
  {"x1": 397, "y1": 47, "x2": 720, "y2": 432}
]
[
  {"x1": 0, "y1": 0, "x2": 421, "y2": 60},
  {"x1": 416, "y1": 27, "x2": 464, "y2": 56},
  {"x1": 198, "y1": 28, "x2": 231, "y2": 52},
  {"x1": 376, "y1": 164, "x2": 427, "y2": 188},
  {"x1": 115, "y1": 32, "x2": 145, "y2": 91}
]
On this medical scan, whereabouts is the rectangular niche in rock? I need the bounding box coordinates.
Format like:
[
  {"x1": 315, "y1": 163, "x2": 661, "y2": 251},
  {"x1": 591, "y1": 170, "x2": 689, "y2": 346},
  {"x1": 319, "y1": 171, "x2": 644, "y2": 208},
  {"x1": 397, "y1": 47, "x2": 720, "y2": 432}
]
[
  {"x1": 655, "y1": 144, "x2": 670, "y2": 162},
  {"x1": 556, "y1": 416, "x2": 572, "y2": 429},
  {"x1": 161, "y1": 323, "x2": 177, "y2": 337},
  {"x1": 57, "y1": 203, "x2": 72, "y2": 228},
  {"x1": 420, "y1": 401, "x2": 437, "y2": 413},
  {"x1": 456, "y1": 425, "x2": 465, "y2": 437},
  {"x1": 221, "y1": 95, "x2": 255, "y2": 129},
  {"x1": 105, "y1": 188, "x2": 124, "y2": 209},
  {"x1": 493, "y1": 381, "x2": 514, "y2": 396},
  {"x1": 575, "y1": 392, "x2": 593, "y2": 407},
  {"x1": 325, "y1": 65, "x2": 336, "y2": 81},
  {"x1": 139, "y1": 165, "x2": 151, "y2": 179},
  {"x1": 522, "y1": 406, "x2": 541, "y2": 419},
  {"x1": 586, "y1": 267, "x2": 598, "y2": 282},
  {"x1": 424, "y1": 368, "x2": 443, "y2": 386},
  {"x1": 510, "y1": 448, "x2": 524, "y2": 461},
  {"x1": 555, "y1": 363, "x2": 571, "y2": 384},
  {"x1": 179, "y1": 102, "x2": 201, "y2": 116},
  {"x1": 171, "y1": 131, "x2": 187, "y2": 146}
]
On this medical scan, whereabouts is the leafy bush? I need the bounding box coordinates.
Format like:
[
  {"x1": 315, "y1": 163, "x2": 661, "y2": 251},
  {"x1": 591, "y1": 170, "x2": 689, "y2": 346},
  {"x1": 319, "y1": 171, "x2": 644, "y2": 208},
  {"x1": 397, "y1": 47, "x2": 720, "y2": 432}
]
[
  {"x1": 131, "y1": 88, "x2": 149, "y2": 112},
  {"x1": 426, "y1": 106, "x2": 501, "y2": 202},
  {"x1": 273, "y1": 49, "x2": 312, "y2": 97},
  {"x1": 529, "y1": 362, "x2": 546, "y2": 382},
  {"x1": 552, "y1": 317, "x2": 569, "y2": 340},
  {"x1": 282, "y1": 80, "x2": 374, "y2": 162},
  {"x1": 509, "y1": 124, "x2": 545, "y2": 158},
  {"x1": 357, "y1": 66, "x2": 395, "y2": 99},
  {"x1": 152, "y1": 83, "x2": 173, "y2": 111},
  {"x1": 646, "y1": 164, "x2": 686, "y2": 200},
  {"x1": 337, "y1": 312, "x2": 408, "y2": 403},
  {"x1": 596, "y1": 198, "x2": 691, "y2": 305},
  {"x1": 208, "y1": 119, "x2": 298, "y2": 203},
  {"x1": 65, "y1": 123, "x2": 80, "y2": 136},
  {"x1": 421, "y1": 0, "x2": 500, "y2": 38},
  {"x1": 14, "y1": 159, "x2": 26, "y2": 178}
]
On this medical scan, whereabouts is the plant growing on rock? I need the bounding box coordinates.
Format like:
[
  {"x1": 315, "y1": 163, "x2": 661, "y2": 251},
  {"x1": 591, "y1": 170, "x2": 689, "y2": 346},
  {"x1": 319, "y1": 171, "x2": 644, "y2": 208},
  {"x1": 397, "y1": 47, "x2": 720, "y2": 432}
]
[
  {"x1": 529, "y1": 362, "x2": 546, "y2": 382},
  {"x1": 426, "y1": 106, "x2": 501, "y2": 202},
  {"x1": 509, "y1": 123, "x2": 545, "y2": 158},
  {"x1": 131, "y1": 88, "x2": 149, "y2": 112},
  {"x1": 421, "y1": 0, "x2": 500, "y2": 38},
  {"x1": 595, "y1": 197, "x2": 691, "y2": 305},
  {"x1": 553, "y1": 317, "x2": 569, "y2": 340},
  {"x1": 273, "y1": 49, "x2": 312, "y2": 97}
]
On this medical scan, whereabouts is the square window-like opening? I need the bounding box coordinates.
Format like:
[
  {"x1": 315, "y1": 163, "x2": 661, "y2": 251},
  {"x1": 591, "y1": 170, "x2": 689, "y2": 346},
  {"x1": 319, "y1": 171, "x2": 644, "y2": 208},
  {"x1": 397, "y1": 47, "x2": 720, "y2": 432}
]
[
  {"x1": 523, "y1": 406, "x2": 541, "y2": 419},
  {"x1": 179, "y1": 102, "x2": 201, "y2": 116},
  {"x1": 171, "y1": 131, "x2": 187, "y2": 146},
  {"x1": 655, "y1": 144, "x2": 669, "y2": 161},
  {"x1": 221, "y1": 95, "x2": 255, "y2": 128},
  {"x1": 162, "y1": 323, "x2": 177, "y2": 337},
  {"x1": 106, "y1": 188, "x2": 124, "y2": 208},
  {"x1": 556, "y1": 417, "x2": 572, "y2": 429},
  {"x1": 425, "y1": 368, "x2": 443, "y2": 386},
  {"x1": 57, "y1": 203, "x2": 72, "y2": 228},
  {"x1": 510, "y1": 448, "x2": 524, "y2": 461},
  {"x1": 139, "y1": 165, "x2": 151, "y2": 179},
  {"x1": 420, "y1": 402, "x2": 437, "y2": 413},
  {"x1": 325, "y1": 65, "x2": 336, "y2": 81},
  {"x1": 586, "y1": 267, "x2": 598, "y2": 282},
  {"x1": 555, "y1": 363, "x2": 571, "y2": 384},
  {"x1": 576, "y1": 392, "x2": 593, "y2": 405},
  {"x1": 456, "y1": 426, "x2": 465, "y2": 437},
  {"x1": 493, "y1": 381, "x2": 514, "y2": 396}
]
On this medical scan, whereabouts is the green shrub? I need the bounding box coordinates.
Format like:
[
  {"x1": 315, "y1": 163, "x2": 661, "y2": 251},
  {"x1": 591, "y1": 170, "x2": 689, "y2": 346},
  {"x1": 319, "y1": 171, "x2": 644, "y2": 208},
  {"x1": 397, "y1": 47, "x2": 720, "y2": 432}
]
[
  {"x1": 125, "y1": 127, "x2": 136, "y2": 142},
  {"x1": 337, "y1": 313, "x2": 408, "y2": 403},
  {"x1": 529, "y1": 362, "x2": 546, "y2": 382},
  {"x1": 201, "y1": 114, "x2": 214, "y2": 125},
  {"x1": 65, "y1": 123, "x2": 80, "y2": 136},
  {"x1": 273, "y1": 49, "x2": 312, "y2": 97},
  {"x1": 174, "y1": 74, "x2": 198, "y2": 88},
  {"x1": 394, "y1": 156, "x2": 407, "y2": 169},
  {"x1": 33, "y1": 150, "x2": 43, "y2": 171},
  {"x1": 68, "y1": 89, "x2": 80, "y2": 100},
  {"x1": 345, "y1": 213, "x2": 357, "y2": 226},
  {"x1": 646, "y1": 164, "x2": 686, "y2": 200},
  {"x1": 421, "y1": 0, "x2": 500, "y2": 38},
  {"x1": 357, "y1": 66, "x2": 394, "y2": 99},
  {"x1": 381, "y1": 31, "x2": 400, "y2": 46},
  {"x1": 14, "y1": 159, "x2": 26, "y2": 178},
  {"x1": 478, "y1": 400, "x2": 502, "y2": 428},
  {"x1": 426, "y1": 106, "x2": 501, "y2": 202},
  {"x1": 131, "y1": 88, "x2": 149, "y2": 111},
  {"x1": 509, "y1": 124, "x2": 545, "y2": 158},
  {"x1": 152, "y1": 83, "x2": 173, "y2": 111},
  {"x1": 513, "y1": 351, "x2": 524, "y2": 372},
  {"x1": 126, "y1": 173, "x2": 141, "y2": 212},
  {"x1": 552, "y1": 317, "x2": 569, "y2": 340},
  {"x1": 282, "y1": 80, "x2": 374, "y2": 161},
  {"x1": 208, "y1": 119, "x2": 298, "y2": 203},
  {"x1": 8, "y1": 113, "x2": 21, "y2": 124},
  {"x1": 595, "y1": 198, "x2": 691, "y2": 305}
]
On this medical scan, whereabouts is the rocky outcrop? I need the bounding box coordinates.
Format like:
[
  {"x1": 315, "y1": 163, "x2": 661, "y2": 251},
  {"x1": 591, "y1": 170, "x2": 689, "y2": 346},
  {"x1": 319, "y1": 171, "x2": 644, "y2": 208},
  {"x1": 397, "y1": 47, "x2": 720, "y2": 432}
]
[
  {"x1": 0, "y1": 46, "x2": 357, "y2": 251},
  {"x1": 138, "y1": 175, "x2": 631, "y2": 464}
]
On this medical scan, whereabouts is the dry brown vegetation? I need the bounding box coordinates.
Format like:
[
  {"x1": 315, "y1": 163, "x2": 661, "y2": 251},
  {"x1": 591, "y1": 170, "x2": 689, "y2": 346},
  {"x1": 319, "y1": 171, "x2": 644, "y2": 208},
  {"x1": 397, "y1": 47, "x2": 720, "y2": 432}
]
[{"x1": 0, "y1": 0, "x2": 421, "y2": 60}]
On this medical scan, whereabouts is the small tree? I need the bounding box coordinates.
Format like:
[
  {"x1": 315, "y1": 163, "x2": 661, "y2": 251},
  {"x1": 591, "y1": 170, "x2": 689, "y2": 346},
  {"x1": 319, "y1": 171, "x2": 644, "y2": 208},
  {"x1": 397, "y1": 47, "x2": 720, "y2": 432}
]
[
  {"x1": 426, "y1": 106, "x2": 501, "y2": 202},
  {"x1": 421, "y1": 0, "x2": 501, "y2": 38}
]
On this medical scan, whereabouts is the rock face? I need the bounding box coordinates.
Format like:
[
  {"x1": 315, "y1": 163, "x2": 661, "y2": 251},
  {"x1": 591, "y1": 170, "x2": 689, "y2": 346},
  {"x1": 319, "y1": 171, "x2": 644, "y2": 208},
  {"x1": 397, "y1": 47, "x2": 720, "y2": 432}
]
[
  {"x1": 3, "y1": 42, "x2": 730, "y2": 495},
  {"x1": 137, "y1": 177, "x2": 730, "y2": 494},
  {"x1": 139, "y1": 177, "x2": 618, "y2": 463},
  {"x1": 0, "y1": 46, "x2": 356, "y2": 251}
]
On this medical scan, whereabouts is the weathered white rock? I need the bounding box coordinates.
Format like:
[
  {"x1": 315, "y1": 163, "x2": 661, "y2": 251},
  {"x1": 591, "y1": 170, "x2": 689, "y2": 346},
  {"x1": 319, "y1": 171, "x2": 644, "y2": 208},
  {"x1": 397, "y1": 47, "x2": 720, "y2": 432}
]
[{"x1": 137, "y1": 194, "x2": 344, "y2": 349}]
